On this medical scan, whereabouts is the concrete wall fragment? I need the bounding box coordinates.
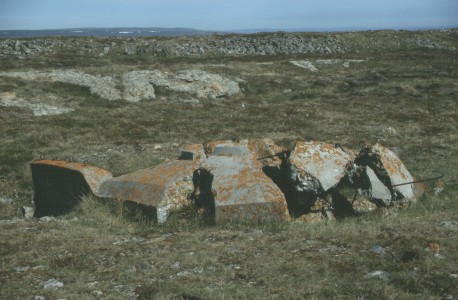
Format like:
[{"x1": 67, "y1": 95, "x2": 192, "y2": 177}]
[
  {"x1": 289, "y1": 141, "x2": 352, "y2": 192},
  {"x1": 98, "y1": 160, "x2": 197, "y2": 223},
  {"x1": 370, "y1": 144, "x2": 425, "y2": 203},
  {"x1": 30, "y1": 160, "x2": 113, "y2": 217},
  {"x1": 199, "y1": 140, "x2": 290, "y2": 223}
]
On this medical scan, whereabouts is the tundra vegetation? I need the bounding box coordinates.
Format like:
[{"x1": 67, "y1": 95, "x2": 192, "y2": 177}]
[{"x1": 0, "y1": 29, "x2": 457, "y2": 299}]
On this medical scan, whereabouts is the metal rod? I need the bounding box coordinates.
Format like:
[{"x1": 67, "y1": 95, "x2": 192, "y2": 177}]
[{"x1": 392, "y1": 171, "x2": 444, "y2": 187}]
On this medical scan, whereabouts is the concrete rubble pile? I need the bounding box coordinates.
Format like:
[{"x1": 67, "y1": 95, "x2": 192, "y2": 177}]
[{"x1": 30, "y1": 139, "x2": 425, "y2": 224}]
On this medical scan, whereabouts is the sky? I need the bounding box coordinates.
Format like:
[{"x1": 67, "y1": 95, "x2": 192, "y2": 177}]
[{"x1": 0, "y1": 0, "x2": 457, "y2": 31}]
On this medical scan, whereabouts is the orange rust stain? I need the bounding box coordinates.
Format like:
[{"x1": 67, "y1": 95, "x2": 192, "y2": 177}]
[
  {"x1": 31, "y1": 160, "x2": 112, "y2": 193},
  {"x1": 375, "y1": 146, "x2": 409, "y2": 181}
]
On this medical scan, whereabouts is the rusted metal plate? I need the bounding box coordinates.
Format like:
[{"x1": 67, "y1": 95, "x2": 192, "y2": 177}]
[
  {"x1": 370, "y1": 144, "x2": 424, "y2": 202},
  {"x1": 30, "y1": 160, "x2": 112, "y2": 217},
  {"x1": 202, "y1": 140, "x2": 290, "y2": 223},
  {"x1": 289, "y1": 141, "x2": 351, "y2": 191},
  {"x1": 99, "y1": 160, "x2": 197, "y2": 222}
]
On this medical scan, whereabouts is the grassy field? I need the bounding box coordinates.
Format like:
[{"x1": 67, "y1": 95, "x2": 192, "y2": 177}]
[{"x1": 0, "y1": 30, "x2": 457, "y2": 299}]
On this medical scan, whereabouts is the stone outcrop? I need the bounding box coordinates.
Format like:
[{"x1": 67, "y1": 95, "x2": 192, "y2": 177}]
[
  {"x1": 121, "y1": 70, "x2": 158, "y2": 102},
  {"x1": 0, "y1": 91, "x2": 74, "y2": 116},
  {"x1": 0, "y1": 69, "x2": 240, "y2": 102},
  {"x1": 0, "y1": 70, "x2": 121, "y2": 101},
  {"x1": 121, "y1": 69, "x2": 240, "y2": 102}
]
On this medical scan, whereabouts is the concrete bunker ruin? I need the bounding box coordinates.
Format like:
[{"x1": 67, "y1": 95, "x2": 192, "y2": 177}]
[{"x1": 30, "y1": 139, "x2": 426, "y2": 223}]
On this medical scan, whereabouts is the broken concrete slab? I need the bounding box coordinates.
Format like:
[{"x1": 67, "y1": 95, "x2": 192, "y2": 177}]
[
  {"x1": 30, "y1": 160, "x2": 113, "y2": 217},
  {"x1": 99, "y1": 159, "x2": 197, "y2": 223},
  {"x1": 29, "y1": 139, "x2": 428, "y2": 224},
  {"x1": 289, "y1": 141, "x2": 352, "y2": 192},
  {"x1": 198, "y1": 140, "x2": 290, "y2": 223},
  {"x1": 364, "y1": 144, "x2": 424, "y2": 203}
]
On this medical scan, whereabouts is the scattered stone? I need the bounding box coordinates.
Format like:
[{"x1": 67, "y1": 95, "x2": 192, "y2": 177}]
[
  {"x1": 352, "y1": 195, "x2": 377, "y2": 214},
  {"x1": 295, "y1": 212, "x2": 325, "y2": 224},
  {"x1": 439, "y1": 221, "x2": 458, "y2": 230},
  {"x1": 21, "y1": 206, "x2": 34, "y2": 218},
  {"x1": 433, "y1": 180, "x2": 444, "y2": 195},
  {"x1": 0, "y1": 196, "x2": 14, "y2": 204},
  {"x1": 170, "y1": 261, "x2": 181, "y2": 270},
  {"x1": 43, "y1": 278, "x2": 64, "y2": 289},
  {"x1": 91, "y1": 290, "x2": 103, "y2": 297},
  {"x1": 87, "y1": 281, "x2": 99, "y2": 288},
  {"x1": 380, "y1": 126, "x2": 399, "y2": 136},
  {"x1": 0, "y1": 92, "x2": 74, "y2": 116},
  {"x1": 153, "y1": 144, "x2": 162, "y2": 150},
  {"x1": 364, "y1": 270, "x2": 390, "y2": 281},
  {"x1": 290, "y1": 60, "x2": 318, "y2": 72},
  {"x1": 371, "y1": 245, "x2": 385, "y2": 255},
  {"x1": 0, "y1": 218, "x2": 24, "y2": 225},
  {"x1": 450, "y1": 274, "x2": 458, "y2": 279},
  {"x1": 13, "y1": 266, "x2": 30, "y2": 272},
  {"x1": 34, "y1": 296, "x2": 45, "y2": 300},
  {"x1": 39, "y1": 216, "x2": 55, "y2": 222},
  {"x1": 426, "y1": 242, "x2": 440, "y2": 253},
  {"x1": 136, "y1": 261, "x2": 153, "y2": 271}
]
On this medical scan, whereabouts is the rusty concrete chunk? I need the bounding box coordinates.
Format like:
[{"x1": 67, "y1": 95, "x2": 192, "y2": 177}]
[
  {"x1": 179, "y1": 143, "x2": 206, "y2": 161},
  {"x1": 30, "y1": 160, "x2": 112, "y2": 217},
  {"x1": 199, "y1": 140, "x2": 290, "y2": 223},
  {"x1": 368, "y1": 144, "x2": 424, "y2": 202},
  {"x1": 99, "y1": 160, "x2": 196, "y2": 223},
  {"x1": 29, "y1": 139, "x2": 429, "y2": 223},
  {"x1": 289, "y1": 141, "x2": 351, "y2": 191}
]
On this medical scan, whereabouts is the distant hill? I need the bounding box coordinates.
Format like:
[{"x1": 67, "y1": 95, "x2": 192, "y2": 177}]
[
  {"x1": 0, "y1": 27, "x2": 217, "y2": 38},
  {"x1": 2, "y1": 26, "x2": 457, "y2": 38}
]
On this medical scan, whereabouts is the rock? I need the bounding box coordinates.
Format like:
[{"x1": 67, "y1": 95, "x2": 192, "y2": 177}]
[
  {"x1": 0, "y1": 196, "x2": 14, "y2": 204},
  {"x1": 352, "y1": 195, "x2": 377, "y2": 214},
  {"x1": 0, "y1": 70, "x2": 121, "y2": 101},
  {"x1": 433, "y1": 180, "x2": 444, "y2": 195},
  {"x1": 169, "y1": 69, "x2": 240, "y2": 99},
  {"x1": 122, "y1": 71, "x2": 157, "y2": 102},
  {"x1": 291, "y1": 60, "x2": 318, "y2": 71},
  {"x1": 170, "y1": 261, "x2": 181, "y2": 270},
  {"x1": 439, "y1": 221, "x2": 458, "y2": 230},
  {"x1": 13, "y1": 266, "x2": 30, "y2": 272},
  {"x1": 43, "y1": 278, "x2": 64, "y2": 289},
  {"x1": 364, "y1": 270, "x2": 390, "y2": 281},
  {"x1": 0, "y1": 92, "x2": 74, "y2": 116},
  {"x1": 21, "y1": 206, "x2": 34, "y2": 218},
  {"x1": 91, "y1": 290, "x2": 103, "y2": 297},
  {"x1": 371, "y1": 245, "x2": 386, "y2": 255},
  {"x1": 295, "y1": 212, "x2": 324, "y2": 224},
  {"x1": 50, "y1": 70, "x2": 122, "y2": 101}
]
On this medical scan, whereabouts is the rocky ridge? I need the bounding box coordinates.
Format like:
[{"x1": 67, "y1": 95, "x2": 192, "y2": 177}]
[{"x1": 1, "y1": 30, "x2": 456, "y2": 58}]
